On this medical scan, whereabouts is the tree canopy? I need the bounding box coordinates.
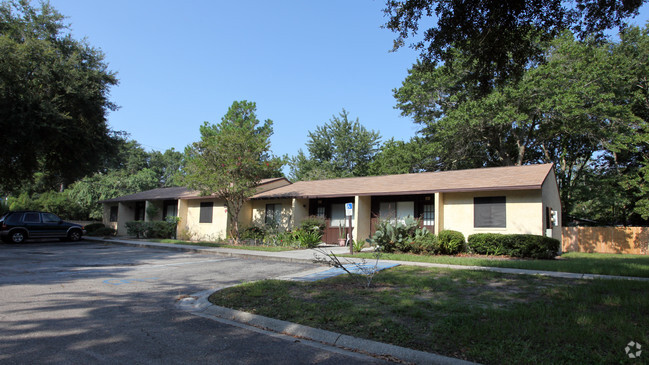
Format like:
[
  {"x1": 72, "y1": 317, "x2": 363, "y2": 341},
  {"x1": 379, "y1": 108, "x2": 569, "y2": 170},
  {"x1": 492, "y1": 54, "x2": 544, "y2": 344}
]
[
  {"x1": 393, "y1": 26, "x2": 649, "y2": 225},
  {"x1": 384, "y1": 0, "x2": 645, "y2": 91},
  {"x1": 184, "y1": 101, "x2": 284, "y2": 241},
  {"x1": 368, "y1": 137, "x2": 437, "y2": 176},
  {"x1": 0, "y1": 0, "x2": 119, "y2": 193},
  {"x1": 289, "y1": 109, "x2": 381, "y2": 180}
]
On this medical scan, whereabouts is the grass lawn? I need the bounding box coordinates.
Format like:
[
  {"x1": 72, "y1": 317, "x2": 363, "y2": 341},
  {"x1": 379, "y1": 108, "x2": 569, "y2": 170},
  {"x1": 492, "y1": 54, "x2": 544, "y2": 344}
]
[
  {"x1": 144, "y1": 239, "x2": 295, "y2": 252},
  {"x1": 209, "y1": 266, "x2": 649, "y2": 364},
  {"x1": 343, "y1": 251, "x2": 649, "y2": 278}
]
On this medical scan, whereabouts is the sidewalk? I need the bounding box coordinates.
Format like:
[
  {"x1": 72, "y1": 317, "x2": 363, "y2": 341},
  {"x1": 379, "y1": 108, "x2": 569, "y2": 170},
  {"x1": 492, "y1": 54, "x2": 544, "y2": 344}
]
[{"x1": 84, "y1": 236, "x2": 649, "y2": 282}]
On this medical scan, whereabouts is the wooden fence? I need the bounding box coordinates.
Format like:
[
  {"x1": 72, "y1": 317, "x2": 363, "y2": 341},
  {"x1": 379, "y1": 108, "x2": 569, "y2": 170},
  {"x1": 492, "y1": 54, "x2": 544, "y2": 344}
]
[{"x1": 562, "y1": 227, "x2": 648, "y2": 255}]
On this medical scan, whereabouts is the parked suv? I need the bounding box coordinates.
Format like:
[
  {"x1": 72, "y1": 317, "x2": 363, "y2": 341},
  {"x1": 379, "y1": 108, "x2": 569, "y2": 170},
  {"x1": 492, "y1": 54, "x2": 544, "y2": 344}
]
[{"x1": 0, "y1": 211, "x2": 86, "y2": 243}]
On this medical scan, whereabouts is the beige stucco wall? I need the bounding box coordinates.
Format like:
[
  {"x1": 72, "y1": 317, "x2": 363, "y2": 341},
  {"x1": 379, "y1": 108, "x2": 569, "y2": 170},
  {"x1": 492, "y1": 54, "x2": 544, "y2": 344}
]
[
  {"x1": 354, "y1": 196, "x2": 371, "y2": 243},
  {"x1": 116, "y1": 202, "x2": 135, "y2": 236},
  {"x1": 250, "y1": 199, "x2": 292, "y2": 230},
  {"x1": 541, "y1": 169, "x2": 562, "y2": 242},
  {"x1": 255, "y1": 179, "x2": 291, "y2": 194},
  {"x1": 182, "y1": 198, "x2": 228, "y2": 241},
  {"x1": 178, "y1": 198, "x2": 189, "y2": 235},
  {"x1": 291, "y1": 198, "x2": 310, "y2": 229},
  {"x1": 238, "y1": 201, "x2": 253, "y2": 229},
  {"x1": 102, "y1": 203, "x2": 118, "y2": 231},
  {"x1": 441, "y1": 189, "x2": 543, "y2": 239}
]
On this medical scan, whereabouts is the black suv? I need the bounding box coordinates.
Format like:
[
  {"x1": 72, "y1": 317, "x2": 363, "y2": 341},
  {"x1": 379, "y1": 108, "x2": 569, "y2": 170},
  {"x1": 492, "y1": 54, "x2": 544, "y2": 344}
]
[{"x1": 0, "y1": 211, "x2": 86, "y2": 243}]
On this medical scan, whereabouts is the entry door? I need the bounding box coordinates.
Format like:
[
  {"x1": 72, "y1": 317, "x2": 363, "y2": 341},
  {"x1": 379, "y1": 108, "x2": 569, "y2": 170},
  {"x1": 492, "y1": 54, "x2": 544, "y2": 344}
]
[{"x1": 327, "y1": 203, "x2": 352, "y2": 244}]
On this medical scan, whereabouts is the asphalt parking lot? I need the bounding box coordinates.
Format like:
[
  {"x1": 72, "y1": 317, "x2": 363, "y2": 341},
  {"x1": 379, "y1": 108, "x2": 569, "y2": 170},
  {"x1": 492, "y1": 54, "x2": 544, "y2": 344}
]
[{"x1": 0, "y1": 240, "x2": 384, "y2": 364}]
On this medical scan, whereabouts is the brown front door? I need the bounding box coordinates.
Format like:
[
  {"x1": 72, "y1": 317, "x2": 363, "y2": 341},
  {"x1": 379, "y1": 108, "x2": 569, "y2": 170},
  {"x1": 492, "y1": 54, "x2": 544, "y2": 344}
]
[{"x1": 323, "y1": 218, "x2": 336, "y2": 244}]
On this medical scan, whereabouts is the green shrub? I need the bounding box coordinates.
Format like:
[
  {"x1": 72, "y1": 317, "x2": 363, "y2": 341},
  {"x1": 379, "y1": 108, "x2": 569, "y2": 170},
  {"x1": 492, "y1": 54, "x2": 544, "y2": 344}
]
[
  {"x1": 146, "y1": 221, "x2": 176, "y2": 238},
  {"x1": 467, "y1": 233, "x2": 508, "y2": 255},
  {"x1": 467, "y1": 233, "x2": 560, "y2": 259},
  {"x1": 294, "y1": 228, "x2": 322, "y2": 248},
  {"x1": 367, "y1": 217, "x2": 420, "y2": 253},
  {"x1": 508, "y1": 234, "x2": 560, "y2": 259},
  {"x1": 126, "y1": 221, "x2": 146, "y2": 238},
  {"x1": 438, "y1": 230, "x2": 466, "y2": 255},
  {"x1": 352, "y1": 239, "x2": 365, "y2": 253},
  {"x1": 89, "y1": 227, "x2": 116, "y2": 237},
  {"x1": 125, "y1": 221, "x2": 176, "y2": 239},
  {"x1": 412, "y1": 233, "x2": 440, "y2": 255},
  {"x1": 240, "y1": 226, "x2": 265, "y2": 241},
  {"x1": 299, "y1": 216, "x2": 326, "y2": 234},
  {"x1": 84, "y1": 223, "x2": 105, "y2": 235},
  {"x1": 263, "y1": 229, "x2": 296, "y2": 247}
]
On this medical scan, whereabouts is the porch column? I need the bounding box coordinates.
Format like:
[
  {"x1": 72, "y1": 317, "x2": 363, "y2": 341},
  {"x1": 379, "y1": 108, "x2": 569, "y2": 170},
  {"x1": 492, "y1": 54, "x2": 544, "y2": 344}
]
[
  {"x1": 177, "y1": 199, "x2": 189, "y2": 235},
  {"x1": 117, "y1": 202, "x2": 134, "y2": 236},
  {"x1": 434, "y1": 192, "x2": 444, "y2": 235},
  {"x1": 354, "y1": 195, "x2": 371, "y2": 243}
]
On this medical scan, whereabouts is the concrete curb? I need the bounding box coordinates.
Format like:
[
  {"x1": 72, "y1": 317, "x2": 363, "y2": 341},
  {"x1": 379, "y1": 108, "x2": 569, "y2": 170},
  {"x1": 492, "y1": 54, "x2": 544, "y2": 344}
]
[{"x1": 181, "y1": 292, "x2": 477, "y2": 365}]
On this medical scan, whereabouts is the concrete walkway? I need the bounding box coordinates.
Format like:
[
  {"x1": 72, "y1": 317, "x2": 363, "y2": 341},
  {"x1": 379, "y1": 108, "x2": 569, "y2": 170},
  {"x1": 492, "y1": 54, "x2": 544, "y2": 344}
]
[{"x1": 85, "y1": 236, "x2": 649, "y2": 282}]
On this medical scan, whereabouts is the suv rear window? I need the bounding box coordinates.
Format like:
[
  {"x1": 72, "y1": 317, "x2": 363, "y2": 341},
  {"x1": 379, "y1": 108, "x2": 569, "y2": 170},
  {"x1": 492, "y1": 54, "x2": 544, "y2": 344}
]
[
  {"x1": 23, "y1": 212, "x2": 40, "y2": 223},
  {"x1": 5, "y1": 213, "x2": 23, "y2": 225}
]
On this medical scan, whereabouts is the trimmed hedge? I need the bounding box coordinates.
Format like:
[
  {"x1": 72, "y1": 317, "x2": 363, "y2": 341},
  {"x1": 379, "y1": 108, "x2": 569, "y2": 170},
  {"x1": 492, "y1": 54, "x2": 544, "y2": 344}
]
[
  {"x1": 125, "y1": 221, "x2": 176, "y2": 239},
  {"x1": 438, "y1": 230, "x2": 466, "y2": 255},
  {"x1": 89, "y1": 227, "x2": 116, "y2": 237},
  {"x1": 468, "y1": 233, "x2": 560, "y2": 259},
  {"x1": 84, "y1": 223, "x2": 106, "y2": 235}
]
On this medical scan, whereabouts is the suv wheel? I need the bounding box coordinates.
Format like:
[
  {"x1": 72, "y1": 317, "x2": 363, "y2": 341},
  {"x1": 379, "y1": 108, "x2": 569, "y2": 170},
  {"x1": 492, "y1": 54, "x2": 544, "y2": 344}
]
[
  {"x1": 68, "y1": 229, "x2": 82, "y2": 242},
  {"x1": 10, "y1": 231, "x2": 26, "y2": 243}
]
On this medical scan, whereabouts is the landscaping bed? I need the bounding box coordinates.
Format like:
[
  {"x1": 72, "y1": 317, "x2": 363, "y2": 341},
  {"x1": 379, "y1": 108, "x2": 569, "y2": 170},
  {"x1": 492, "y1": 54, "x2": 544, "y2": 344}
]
[{"x1": 209, "y1": 266, "x2": 649, "y2": 364}]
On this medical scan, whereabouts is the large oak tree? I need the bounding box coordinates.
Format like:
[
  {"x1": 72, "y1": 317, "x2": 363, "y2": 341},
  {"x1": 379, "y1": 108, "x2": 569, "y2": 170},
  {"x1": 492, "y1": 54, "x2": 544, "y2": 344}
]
[
  {"x1": 384, "y1": 0, "x2": 645, "y2": 92},
  {"x1": 393, "y1": 27, "x2": 649, "y2": 224},
  {"x1": 0, "y1": 1, "x2": 119, "y2": 193}
]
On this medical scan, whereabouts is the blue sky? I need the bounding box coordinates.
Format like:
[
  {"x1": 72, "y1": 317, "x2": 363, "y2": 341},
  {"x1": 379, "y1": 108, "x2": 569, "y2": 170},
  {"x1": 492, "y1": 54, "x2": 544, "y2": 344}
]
[{"x1": 50, "y1": 0, "x2": 649, "y2": 160}]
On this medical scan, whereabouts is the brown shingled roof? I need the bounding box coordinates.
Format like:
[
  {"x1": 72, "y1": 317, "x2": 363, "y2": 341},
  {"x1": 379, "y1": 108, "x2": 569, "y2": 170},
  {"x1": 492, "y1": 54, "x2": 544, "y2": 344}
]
[
  {"x1": 100, "y1": 177, "x2": 289, "y2": 203},
  {"x1": 252, "y1": 164, "x2": 554, "y2": 199},
  {"x1": 99, "y1": 186, "x2": 198, "y2": 203}
]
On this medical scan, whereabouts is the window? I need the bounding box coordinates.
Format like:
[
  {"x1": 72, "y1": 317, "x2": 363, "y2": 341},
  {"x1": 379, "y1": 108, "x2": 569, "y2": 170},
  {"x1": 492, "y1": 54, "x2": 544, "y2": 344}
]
[
  {"x1": 379, "y1": 202, "x2": 395, "y2": 221},
  {"x1": 396, "y1": 201, "x2": 414, "y2": 223},
  {"x1": 316, "y1": 206, "x2": 325, "y2": 218},
  {"x1": 199, "y1": 202, "x2": 213, "y2": 223},
  {"x1": 5, "y1": 213, "x2": 22, "y2": 225},
  {"x1": 379, "y1": 201, "x2": 414, "y2": 223},
  {"x1": 265, "y1": 204, "x2": 281, "y2": 225},
  {"x1": 474, "y1": 196, "x2": 506, "y2": 228},
  {"x1": 163, "y1": 200, "x2": 178, "y2": 218},
  {"x1": 109, "y1": 206, "x2": 119, "y2": 222},
  {"x1": 42, "y1": 213, "x2": 60, "y2": 223},
  {"x1": 23, "y1": 212, "x2": 40, "y2": 223},
  {"x1": 330, "y1": 203, "x2": 352, "y2": 227},
  {"x1": 423, "y1": 204, "x2": 434, "y2": 226},
  {"x1": 135, "y1": 202, "x2": 145, "y2": 221}
]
